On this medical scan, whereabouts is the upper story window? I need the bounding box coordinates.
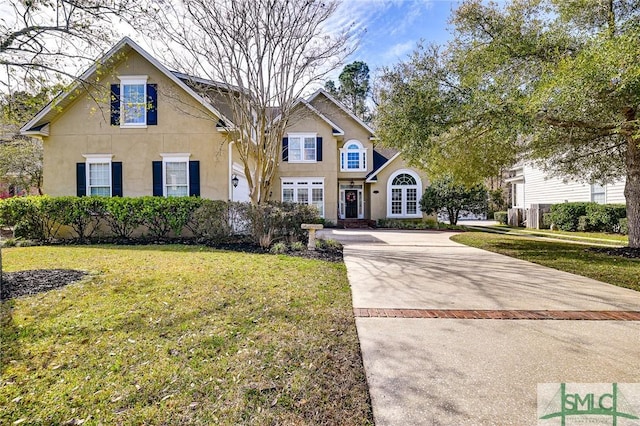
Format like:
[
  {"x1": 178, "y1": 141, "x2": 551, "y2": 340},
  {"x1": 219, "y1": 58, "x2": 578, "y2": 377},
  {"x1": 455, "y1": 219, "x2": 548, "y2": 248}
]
[
  {"x1": 340, "y1": 140, "x2": 366, "y2": 171},
  {"x1": 288, "y1": 133, "x2": 317, "y2": 162},
  {"x1": 119, "y1": 75, "x2": 148, "y2": 127}
]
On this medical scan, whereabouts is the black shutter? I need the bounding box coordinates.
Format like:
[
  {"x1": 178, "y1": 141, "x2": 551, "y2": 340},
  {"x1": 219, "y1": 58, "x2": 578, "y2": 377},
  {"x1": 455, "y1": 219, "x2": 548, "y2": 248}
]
[
  {"x1": 76, "y1": 163, "x2": 86, "y2": 196},
  {"x1": 147, "y1": 84, "x2": 157, "y2": 125},
  {"x1": 152, "y1": 161, "x2": 163, "y2": 196},
  {"x1": 112, "y1": 162, "x2": 123, "y2": 197},
  {"x1": 189, "y1": 161, "x2": 200, "y2": 197},
  {"x1": 282, "y1": 137, "x2": 288, "y2": 161},
  {"x1": 110, "y1": 84, "x2": 120, "y2": 126},
  {"x1": 316, "y1": 136, "x2": 323, "y2": 162}
]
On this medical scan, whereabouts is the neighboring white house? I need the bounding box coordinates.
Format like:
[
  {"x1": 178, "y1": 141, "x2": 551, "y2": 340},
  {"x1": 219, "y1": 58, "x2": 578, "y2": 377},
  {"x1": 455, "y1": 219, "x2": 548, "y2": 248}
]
[
  {"x1": 507, "y1": 164, "x2": 626, "y2": 209},
  {"x1": 505, "y1": 164, "x2": 626, "y2": 228}
]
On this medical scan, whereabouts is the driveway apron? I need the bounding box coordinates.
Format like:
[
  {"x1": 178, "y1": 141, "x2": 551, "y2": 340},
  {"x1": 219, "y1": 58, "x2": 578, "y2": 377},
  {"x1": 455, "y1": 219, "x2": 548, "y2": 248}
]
[{"x1": 320, "y1": 229, "x2": 640, "y2": 426}]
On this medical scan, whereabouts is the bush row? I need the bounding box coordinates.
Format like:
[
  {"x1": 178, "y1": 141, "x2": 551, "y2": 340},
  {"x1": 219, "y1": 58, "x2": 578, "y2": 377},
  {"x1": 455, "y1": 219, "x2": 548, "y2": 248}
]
[
  {"x1": 0, "y1": 196, "x2": 321, "y2": 247},
  {"x1": 549, "y1": 202, "x2": 627, "y2": 233}
]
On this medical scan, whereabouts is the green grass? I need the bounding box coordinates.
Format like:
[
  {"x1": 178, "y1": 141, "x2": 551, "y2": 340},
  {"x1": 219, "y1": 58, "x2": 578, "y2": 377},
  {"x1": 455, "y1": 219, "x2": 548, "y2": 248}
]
[
  {"x1": 488, "y1": 225, "x2": 628, "y2": 243},
  {"x1": 451, "y1": 232, "x2": 640, "y2": 292},
  {"x1": 0, "y1": 245, "x2": 373, "y2": 425}
]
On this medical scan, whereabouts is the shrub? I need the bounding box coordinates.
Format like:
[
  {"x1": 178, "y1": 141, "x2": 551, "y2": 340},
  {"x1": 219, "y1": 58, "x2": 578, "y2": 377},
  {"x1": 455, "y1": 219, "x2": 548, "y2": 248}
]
[
  {"x1": 549, "y1": 202, "x2": 592, "y2": 231},
  {"x1": 577, "y1": 215, "x2": 591, "y2": 232},
  {"x1": 494, "y1": 211, "x2": 508, "y2": 225},
  {"x1": 0, "y1": 197, "x2": 47, "y2": 240},
  {"x1": 138, "y1": 197, "x2": 202, "y2": 238},
  {"x1": 243, "y1": 202, "x2": 321, "y2": 246},
  {"x1": 618, "y1": 218, "x2": 629, "y2": 235},
  {"x1": 377, "y1": 218, "x2": 436, "y2": 229},
  {"x1": 103, "y1": 197, "x2": 145, "y2": 239},
  {"x1": 58, "y1": 196, "x2": 106, "y2": 240},
  {"x1": 290, "y1": 241, "x2": 306, "y2": 251},
  {"x1": 585, "y1": 203, "x2": 626, "y2": 233},
  {"x1": 317, "y1": 238, "x2": 342, "y2": 251},
  {"x1": 191, "y1": 199, "x2": 235, "y2": 243},
  {"x1": 542, "y1": 213, "x2": 553, "y2": 229},
  {"x1": 269, "y1": 242, "x2": 288, "y2": 254}
]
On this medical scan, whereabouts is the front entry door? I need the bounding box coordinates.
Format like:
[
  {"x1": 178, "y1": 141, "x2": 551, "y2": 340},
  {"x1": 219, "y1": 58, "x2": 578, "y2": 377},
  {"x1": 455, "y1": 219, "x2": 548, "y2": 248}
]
[{"x1": 345, "y1": 190, "x2": 358, "y2": 218}]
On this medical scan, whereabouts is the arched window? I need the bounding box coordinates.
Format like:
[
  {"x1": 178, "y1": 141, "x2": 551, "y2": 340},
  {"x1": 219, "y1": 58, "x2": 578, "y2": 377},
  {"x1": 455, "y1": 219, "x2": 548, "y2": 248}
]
[
  {"x1": 387, "y1": 170, "x2": 422, "y2": 218},
  {"x1": 340, "y1": 140, "x2": 366, "y2": 171}
]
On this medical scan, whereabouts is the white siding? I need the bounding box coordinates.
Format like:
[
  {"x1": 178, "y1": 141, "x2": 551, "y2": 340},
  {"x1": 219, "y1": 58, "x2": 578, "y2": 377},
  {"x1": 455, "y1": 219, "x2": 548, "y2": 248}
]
[
  {"x1": 521, "y1": 164, "x2": 626, "y2": 208},
  {"x1": 605, "y1": 182, "x2": 626, "y2": 204}
]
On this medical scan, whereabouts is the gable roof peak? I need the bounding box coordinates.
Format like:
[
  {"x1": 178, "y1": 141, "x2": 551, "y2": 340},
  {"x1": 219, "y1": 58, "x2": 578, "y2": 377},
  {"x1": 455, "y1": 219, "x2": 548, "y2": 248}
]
[
  {"x1": 20, "y1": 37, "x2": 233, "y2": 135},
  {"x1": 306, "y1": 88, "x2": 376, "y2": 136}
]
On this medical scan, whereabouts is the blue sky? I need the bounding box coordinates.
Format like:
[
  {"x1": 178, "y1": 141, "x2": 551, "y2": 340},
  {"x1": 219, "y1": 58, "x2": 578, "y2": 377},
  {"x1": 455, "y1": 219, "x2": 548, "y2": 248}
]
[{"x1": 336, "y1": 0, "x2": 462, "y2": 71}]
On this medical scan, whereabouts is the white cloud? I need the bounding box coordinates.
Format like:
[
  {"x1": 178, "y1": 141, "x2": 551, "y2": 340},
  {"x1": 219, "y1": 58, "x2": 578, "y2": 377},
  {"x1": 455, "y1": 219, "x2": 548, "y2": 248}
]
[{"x1": 383, "y1": 40, "x2": 415, "y2": 61}]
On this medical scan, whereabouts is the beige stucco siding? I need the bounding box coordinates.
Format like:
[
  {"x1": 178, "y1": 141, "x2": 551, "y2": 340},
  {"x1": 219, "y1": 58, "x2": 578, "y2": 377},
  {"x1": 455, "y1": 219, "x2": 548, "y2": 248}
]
[
  {"x1": 368, "y1": 155, "x2": 430, "y2": 221},
  {"x1": 42, "y1": 48, "x2": 229, "y2": 199},
  {"x1": 273, "y1": 105, "x2": 339, "y2": 222}
]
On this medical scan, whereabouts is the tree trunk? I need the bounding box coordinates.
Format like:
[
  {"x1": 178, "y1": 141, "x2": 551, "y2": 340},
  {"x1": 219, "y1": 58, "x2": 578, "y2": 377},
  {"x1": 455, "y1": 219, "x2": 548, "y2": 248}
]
[{"x1": 625, "y1": 134, "x2": 640, "y2": 248}]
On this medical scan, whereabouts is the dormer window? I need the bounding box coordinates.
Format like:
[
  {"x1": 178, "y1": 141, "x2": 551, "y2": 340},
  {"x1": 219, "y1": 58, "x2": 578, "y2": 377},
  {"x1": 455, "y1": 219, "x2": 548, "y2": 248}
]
[{"x1": 340, "y1": 140, "x2": 366, "y2": 171}]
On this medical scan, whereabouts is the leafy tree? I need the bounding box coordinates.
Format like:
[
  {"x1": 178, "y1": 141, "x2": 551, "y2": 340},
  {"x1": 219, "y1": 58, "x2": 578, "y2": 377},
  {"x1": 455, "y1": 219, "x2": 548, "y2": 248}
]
[
  {"x1": 420, "y1": 176, "x2": 488, "y2": 225},
  {"x1": 376, "y1": 0, "x2": 640, "y2": 247},
  {"x1": 338, "y1": 61, "x2": 370, "y2": 120},
  {"x1": 324, "y1": 61, "x2": 371, "y2": 120},
  {"x1": 324, "y1": 80, "x2": 340, "y2": 97},
  {"x1": 143, "y1": 0, "x2": 355, "y2": 205}
]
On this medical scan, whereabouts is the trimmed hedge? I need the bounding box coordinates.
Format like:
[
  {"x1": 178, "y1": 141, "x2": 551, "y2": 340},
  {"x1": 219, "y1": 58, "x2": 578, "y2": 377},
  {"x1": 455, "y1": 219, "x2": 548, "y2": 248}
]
[
  {"x1": 549, "y1": 202, "x2": 626, "y2": 233},
  {"x1": 0, "y1": 196, "x2": 321, "y2": 246}
]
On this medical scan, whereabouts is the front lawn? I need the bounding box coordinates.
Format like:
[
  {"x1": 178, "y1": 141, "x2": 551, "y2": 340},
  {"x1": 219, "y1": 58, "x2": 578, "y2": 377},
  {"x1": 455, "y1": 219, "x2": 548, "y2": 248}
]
[
  {"x1": 451, "y1": 232, "x2": 640, "y2": 292},
  {"x1": 0, "y1": 245, "x2": 373, "y2": 425}
]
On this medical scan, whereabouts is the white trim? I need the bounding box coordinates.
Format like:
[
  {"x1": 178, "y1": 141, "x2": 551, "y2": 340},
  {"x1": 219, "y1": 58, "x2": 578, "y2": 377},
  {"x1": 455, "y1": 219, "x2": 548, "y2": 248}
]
[
  {"x1": 287, "y1": 132, "x2": 318, "y2": 163},
  {"x1": 161, "y1": 153, "x2": 191, "y2": 197},
  {"x1": 340, "y1": 140, "x2": 367, "y2": 172},
  {"x1": 83, "y1": 154, "x2": 114, "y2": 197},
  {"x1": 386, "y1": 169, "x2": 422, "y2": 218},
  {"x1": 365, "y1": 152, "x2": 401, "y2": 183},
  {"x1": 20, "y1": 37, "x2": 234, "y2": 135},
  {"x1": 339, "y1": 184, "x2": 364, "y2": 219}
]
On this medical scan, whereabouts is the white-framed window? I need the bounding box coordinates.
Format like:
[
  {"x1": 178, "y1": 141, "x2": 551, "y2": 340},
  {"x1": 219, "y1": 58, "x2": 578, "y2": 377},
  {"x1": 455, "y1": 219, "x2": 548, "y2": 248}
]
[
  {"x1": 83, "y1": 154, "x2": 113, "y2": 197},
  {"x1": 387, "y1": 170, "x2": 422, "y2": 218},
  {"x1": 591, "y1": 183, "x2": 606, "y2": 204},
  {"x1": 161, "y1": 153, "x2": 190, "y2": 197},
  {"x1": 119, "y1": 75, "x2": 148, "y2": 127},
  {"x1": 288, "y1": 133, "x2": 317, "y2": 162},
  {"x1": 340, "y1": 140, "x2": 366, "y2": 171},
  {"x1": 281, "y1": 177, "x2": 324, "y2": 217}
]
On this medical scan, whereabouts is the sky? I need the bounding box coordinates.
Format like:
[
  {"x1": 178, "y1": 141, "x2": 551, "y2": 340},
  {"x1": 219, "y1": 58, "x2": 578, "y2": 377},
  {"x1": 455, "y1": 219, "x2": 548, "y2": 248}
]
[
  {"x1": 0, "y1": 0, "x2": 463, "y2": 93},
  {"x1": 333, "y1": 0, "x2": 462, "y2": 72}
]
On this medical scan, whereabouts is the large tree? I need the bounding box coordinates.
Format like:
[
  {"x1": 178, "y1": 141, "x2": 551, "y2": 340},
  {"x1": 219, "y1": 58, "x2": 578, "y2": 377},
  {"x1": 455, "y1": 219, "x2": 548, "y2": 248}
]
[
  {"x1": 143, "y1": 0, "x2": 355, "y2": 204},
  {"x1": 1, "y1": 0, "x2": 139, "y2": 91},
  {"x1": 376, "y1": 0, "x2": 640, "y2": 247},
  {"x1": 325, "y1": 61, "x2": 371, "y2": 120}
]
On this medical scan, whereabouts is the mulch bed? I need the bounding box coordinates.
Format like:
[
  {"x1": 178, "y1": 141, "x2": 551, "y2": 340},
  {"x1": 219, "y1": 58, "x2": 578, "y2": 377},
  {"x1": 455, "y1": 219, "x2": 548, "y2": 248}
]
[
  {"x1": 1, "y1": 269, "x2": 87, "y2": 301},
  {"x1": 588, "y1": 247, "x2": 640, "y2": 259}
]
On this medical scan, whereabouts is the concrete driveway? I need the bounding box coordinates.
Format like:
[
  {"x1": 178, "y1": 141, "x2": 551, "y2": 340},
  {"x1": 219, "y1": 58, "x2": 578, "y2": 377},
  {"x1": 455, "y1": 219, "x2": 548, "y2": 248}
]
[{"x1": 319, "y1": 229, "x2": 640, "y2": 426}]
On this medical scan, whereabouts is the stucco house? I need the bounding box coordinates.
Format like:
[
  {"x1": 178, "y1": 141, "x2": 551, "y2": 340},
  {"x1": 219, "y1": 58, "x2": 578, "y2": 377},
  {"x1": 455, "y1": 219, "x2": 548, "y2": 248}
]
[
  {"x1": 506, "y1": 163, "x2": 626, "y2": 228},
  {"x1": 20, "y1": 37, "x2": 427, "y2": 225}
]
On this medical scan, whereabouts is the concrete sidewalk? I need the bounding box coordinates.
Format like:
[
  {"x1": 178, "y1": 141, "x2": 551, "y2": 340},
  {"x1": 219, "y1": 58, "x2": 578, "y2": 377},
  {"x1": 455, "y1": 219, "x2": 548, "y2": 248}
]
[{"x1": 319, "y1": 229, "x2": 640, "y2": 425}]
